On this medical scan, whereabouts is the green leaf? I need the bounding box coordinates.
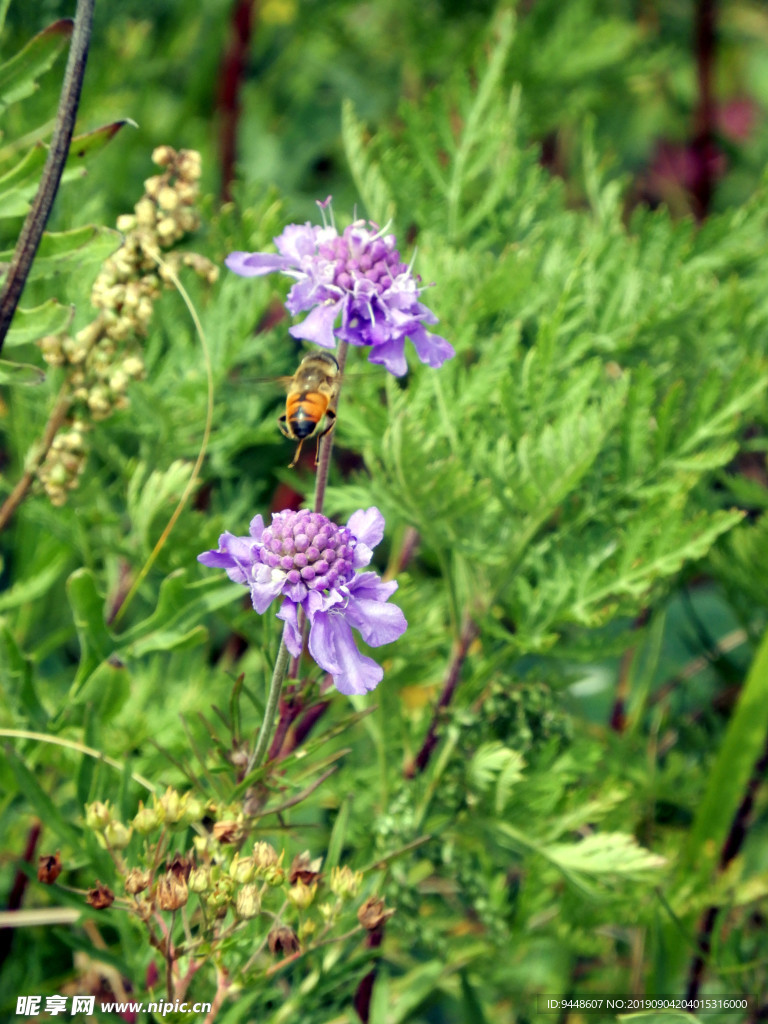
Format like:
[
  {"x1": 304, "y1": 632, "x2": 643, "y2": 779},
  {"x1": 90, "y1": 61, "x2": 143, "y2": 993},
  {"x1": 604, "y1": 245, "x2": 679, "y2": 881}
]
[
  {"x1": 0, "y1": 121, "x2": 135, "y2": 220},
  {"x1": 4, "y1": 746, "x2": 81, "y2": 848},
  {"x1": 0, "y1": 552, "x2": 69, "y2": 612},
  {"x1": 0, "y1": 19, "x2": 72, "y2": 116},
  {"x1": 65, "y1": 569, "x2": 114, "y2": 692},
  {"x1": 3, "y1": 299, "x2": 74, "y2": 348},
  {"x1": 0, "y1": 225, "x2": 120, "y2": 284},
  {"x1": 0, "y1": 358, "x2": 45, "y2": 384},
  {"x1": 388, "y1": 961, "x2": 447, "y2": 1023},
  {"x1": 468, "y1": 742, "x2": 526, "y2": 813},
  {"x1": 0, "y1": 0, "x2": 11, "y2": 38},
  {"x1": 325, "y1": 793, "x2": 353, "y2": 871},
  {"x1": 0, "y1": 626, "x2": 48, "y2": 730},
  {"x1": 341, "y1": 99, "x2": 395, "y2": 225},
  {"x1": 542, "y1": 832, "x2": 666, "y2": 879},
  {"x1": 72, "y1": 656, "x2": 131, "y2": 723},
  {"x1": 119, "y1": 572, "x2": 241, "y2": 656},
  {"x1": 679, "y1": 624, "x2": 768, "y2": 881},
  {"x1": 460, "y1": 970, "x2": 491, "y2": 1024}
]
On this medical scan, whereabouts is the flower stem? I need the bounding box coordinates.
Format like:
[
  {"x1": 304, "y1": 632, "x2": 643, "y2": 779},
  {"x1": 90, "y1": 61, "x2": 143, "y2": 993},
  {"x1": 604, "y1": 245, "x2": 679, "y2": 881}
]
[
  {"x1": 405, "y1": 615, "x2": 478, "y2": 778},
  {"x1": 286, "y1": 339, "x2": 349, "y2": 680},
  {"x1": 0, "y1": 386, "x2": 72, "y2": 532},
  {"x1": 247, "y1": 638, "x2": 291, "y2": 773},
  {"x1": 313, "y1": 340, "x2": 348, "y2": 515},
  {"x1": 0, "y1": 0, "x2": 95, "y2": 352}
]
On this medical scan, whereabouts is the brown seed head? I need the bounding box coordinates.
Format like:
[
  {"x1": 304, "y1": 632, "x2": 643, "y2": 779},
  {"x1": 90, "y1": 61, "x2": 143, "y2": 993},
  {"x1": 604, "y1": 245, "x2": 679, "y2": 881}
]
[
  {"x1": 86, "y1": 881, "x2": 115, "y2": 910},
  {"x1": 37, "y1": 852, "x2": 62, "y2": 885},
  {"x1": 289, "y1": 851, "x2": 322, "y2": 886},
  {"x1": 357, "y1": 895, "x2": 394, "y2": 931},
  {"x1": 156, "y1": 871, "x2": 188, "y2": 911},
  {"x1": 124, "y1": 869, "x2": 151, "y2": 895},
  {"x1": 268, "y1": 925, "x2": 300, "y2": 956}
]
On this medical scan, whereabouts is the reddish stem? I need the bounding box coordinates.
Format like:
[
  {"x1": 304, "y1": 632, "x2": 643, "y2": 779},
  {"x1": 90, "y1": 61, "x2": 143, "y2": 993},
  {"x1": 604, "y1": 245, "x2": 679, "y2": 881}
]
[
  {"x1": 405, "y1": 617, "x2": 478, "y2": 778},
  {"x1": 218, "y1": 0, "x2": 255, "y2": 202},
  {"x1": 0, "y1": 822, "x2": 42, "y2": 969}
]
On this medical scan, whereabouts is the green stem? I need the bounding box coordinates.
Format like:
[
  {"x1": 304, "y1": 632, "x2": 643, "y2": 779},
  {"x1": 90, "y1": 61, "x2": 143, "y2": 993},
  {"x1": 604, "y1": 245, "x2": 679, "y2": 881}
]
[
  {"x1": 247, "y1": 638, "x2": 291, "y2": 772},
  {"x1": 313, "y1": 340, "x2": 349, "y2": 515}
]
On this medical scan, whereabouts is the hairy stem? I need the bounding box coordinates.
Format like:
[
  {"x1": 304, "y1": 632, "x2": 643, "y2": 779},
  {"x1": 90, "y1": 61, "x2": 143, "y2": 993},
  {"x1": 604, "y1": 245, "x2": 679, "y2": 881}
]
[
  {"x1": 247, "y1": 638, "x2": 291, "y2": 773},
  {"x1": 0, "y1": 0, "x2": 95, "y2": 351},
  {"x1": 313, "y1": 340, "x2": 348, "y2": 515}
]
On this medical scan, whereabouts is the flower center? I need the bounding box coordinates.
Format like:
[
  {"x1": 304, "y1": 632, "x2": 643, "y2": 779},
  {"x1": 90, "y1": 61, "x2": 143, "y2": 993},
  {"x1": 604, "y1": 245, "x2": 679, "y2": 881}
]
[
  {"x1": 318, "y1": 226, "x2": 407, "y2": 294},
  {"x1": 259, "y1": 509, "x2": 355, "y2": 593}
]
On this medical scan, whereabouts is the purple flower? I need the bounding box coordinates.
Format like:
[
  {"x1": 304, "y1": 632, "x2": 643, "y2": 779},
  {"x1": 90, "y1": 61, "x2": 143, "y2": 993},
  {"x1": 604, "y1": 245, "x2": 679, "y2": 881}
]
[
  {"x1": 198, "y1": 507, "x2": 407, "y2": 696},
  {"x1": 225, "y1": 198, "x2": 454, "y2": 377}
]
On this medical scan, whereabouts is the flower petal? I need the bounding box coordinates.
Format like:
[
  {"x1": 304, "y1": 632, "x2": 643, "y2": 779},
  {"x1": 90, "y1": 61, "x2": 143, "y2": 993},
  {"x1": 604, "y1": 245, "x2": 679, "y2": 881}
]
[
  {"x1": 274, "y1": 223, "x2": 322, "y2": 261},
  {"x1": 409, "y1": 325, "x2": 455, "y2": 368},
  {"x1": 225, "y1": 251, "x2": 296, "y2": 277},
  {"x1": 288, "y1": 301, "x2": 342, "y2": 348},
  {"x1": 249, "y1": 514, "x2": 265, "y2": 541},
  {"x1": 250, "y1": 563, "x2": 285, "y2": 613},
  {"x1": 309, "y1": 611, "x2": 383, "y2": 695},
  {"x1": 347, "y1": 507, "x2": 384, "y2": 567},
  {"x1": 344, "y1": 589, "x2": 407, "y2": 647},
  {"x1": 348, "y1": 572, "x2": 399, "y2": 602},
  {"x1": 277, "y1": 600, "x2": 303, "y2": 657},
  {"x1": 197, "y1": 532, "x2": 254, "y2": 584},
  {"x1": 366, "y1": 336, "x2": 408, "y2": 376}
]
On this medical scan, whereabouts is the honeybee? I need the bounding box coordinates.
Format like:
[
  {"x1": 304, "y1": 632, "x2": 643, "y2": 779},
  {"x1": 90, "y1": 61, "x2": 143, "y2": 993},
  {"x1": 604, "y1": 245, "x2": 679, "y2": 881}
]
[{"x1": 278, "y1": 351, "x2": 341, "y2": 467}]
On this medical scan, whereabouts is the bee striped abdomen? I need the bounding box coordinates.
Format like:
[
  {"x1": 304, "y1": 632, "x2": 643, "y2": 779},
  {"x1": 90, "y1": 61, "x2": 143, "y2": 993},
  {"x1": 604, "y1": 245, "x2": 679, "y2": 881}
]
[{"x1": 286, "y1": 392, "x2": 329, "y2": 438}]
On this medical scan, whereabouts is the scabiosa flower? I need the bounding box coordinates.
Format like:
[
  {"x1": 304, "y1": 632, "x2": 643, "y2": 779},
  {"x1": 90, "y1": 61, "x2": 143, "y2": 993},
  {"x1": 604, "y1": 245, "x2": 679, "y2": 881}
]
[
  {"x1": 225, "y1": 198, "x2": 454, "y2": 377},
  {"x1": 198, "y1": 507, "x2": 406, "y2": 696}
]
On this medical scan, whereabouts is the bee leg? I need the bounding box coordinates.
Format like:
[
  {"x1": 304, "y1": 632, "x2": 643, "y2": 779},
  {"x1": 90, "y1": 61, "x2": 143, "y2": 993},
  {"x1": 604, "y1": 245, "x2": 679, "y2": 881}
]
[
  {"x1": 288, "y1": 438, "x2": 305, "y2": 468},
  {"x1": 312, "y1": 410, "x2": 337, "y2": 467}
]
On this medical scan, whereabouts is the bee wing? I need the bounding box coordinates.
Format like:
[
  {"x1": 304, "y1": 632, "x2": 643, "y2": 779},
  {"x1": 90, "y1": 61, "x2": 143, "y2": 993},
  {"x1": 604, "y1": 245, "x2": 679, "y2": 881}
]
[
  {"x1": 237, "y1": 370, "x2": 372, "y2": 387},
  {"x1": 235, "y1": 374, "x2": 296, "y2": 388}
]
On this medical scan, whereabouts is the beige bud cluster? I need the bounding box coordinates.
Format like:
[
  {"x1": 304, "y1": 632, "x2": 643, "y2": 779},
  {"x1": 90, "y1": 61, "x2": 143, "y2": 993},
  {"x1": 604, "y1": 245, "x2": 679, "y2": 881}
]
[
  {"x1": 37, "y1": 146, "x2": 218, "y2": 505},
  {"x1": 36, "y1": 420, "x2": 89, "y2": 507}
]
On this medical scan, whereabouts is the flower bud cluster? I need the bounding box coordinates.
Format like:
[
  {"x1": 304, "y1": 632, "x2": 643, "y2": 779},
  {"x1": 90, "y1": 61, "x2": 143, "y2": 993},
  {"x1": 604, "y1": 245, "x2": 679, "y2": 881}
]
[
  {"x1": 36, "y1": 420, "x2": 89, "y2": 507},
  {"x1": 37, "y1": 146, "x2": 218, "y2": 505},
  {"x1": 83, "y1": 790, "x2": 385, "y2": 972},
  {"x1": 259, "y1": 509, "x2": 356, "y2": 594}
]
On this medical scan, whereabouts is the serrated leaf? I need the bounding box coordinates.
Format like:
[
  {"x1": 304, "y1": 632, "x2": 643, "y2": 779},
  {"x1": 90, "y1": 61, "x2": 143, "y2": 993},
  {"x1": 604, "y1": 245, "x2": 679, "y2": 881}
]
[
  {"x1": 4, "y1": 299, "x2": 74, "y2": 348},
  {"x1": 341, "y1": 99, "x2": 395, "y2": 225},
  {"x1": 0, "y1": 19, "x2": 72, "y2": 116},
  {"x1": 126, "y1": 460, "x2": 195, "y2": 550},
  {"x1": 469, "y1": 742, "x2": 524, "y2": 787},
  {"x1": 542, "y1": 832, "x2": 666, "y2": 878}
]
